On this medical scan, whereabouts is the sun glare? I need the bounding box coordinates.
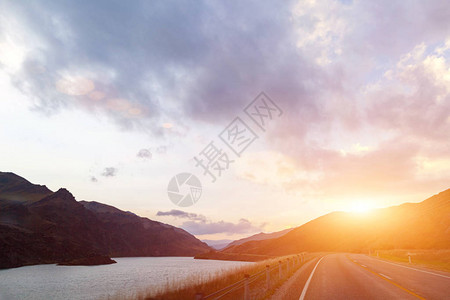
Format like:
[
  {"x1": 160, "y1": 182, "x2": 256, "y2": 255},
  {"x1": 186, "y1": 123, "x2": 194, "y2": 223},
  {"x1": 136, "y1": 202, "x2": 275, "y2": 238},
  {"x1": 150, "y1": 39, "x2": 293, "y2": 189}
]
[{"x1": 346, "y1": 201, "x2": 374, "y2": 213}]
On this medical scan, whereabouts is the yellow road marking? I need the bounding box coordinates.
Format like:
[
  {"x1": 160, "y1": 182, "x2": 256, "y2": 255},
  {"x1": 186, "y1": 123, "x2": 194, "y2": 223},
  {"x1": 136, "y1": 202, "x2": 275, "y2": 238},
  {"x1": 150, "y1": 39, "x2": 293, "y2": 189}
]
[{"x1": 347, "y1": 256, "x2": 426, "y2": 300}]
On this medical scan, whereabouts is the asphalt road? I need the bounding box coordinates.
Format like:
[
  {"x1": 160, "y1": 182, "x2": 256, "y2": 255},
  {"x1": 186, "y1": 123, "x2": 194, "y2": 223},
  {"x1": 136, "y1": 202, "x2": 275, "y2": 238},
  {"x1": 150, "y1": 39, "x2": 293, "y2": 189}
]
[{"x1": 297, "y1": 253, "x2": 450, "y2": 300}]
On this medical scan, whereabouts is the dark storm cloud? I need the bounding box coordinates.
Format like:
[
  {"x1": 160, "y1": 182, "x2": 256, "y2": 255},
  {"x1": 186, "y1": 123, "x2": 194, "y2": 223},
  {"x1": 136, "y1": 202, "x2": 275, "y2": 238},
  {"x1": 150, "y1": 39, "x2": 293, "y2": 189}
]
[
  {"x1": 0, "y1": 1, "x2": 210, "y2": 128},
  {"x1": 2, "y1": 0, "x2": 450, "y2": 133},
  {"x1": 0, "y1": 0, "x2": 321, "y2": 133}
]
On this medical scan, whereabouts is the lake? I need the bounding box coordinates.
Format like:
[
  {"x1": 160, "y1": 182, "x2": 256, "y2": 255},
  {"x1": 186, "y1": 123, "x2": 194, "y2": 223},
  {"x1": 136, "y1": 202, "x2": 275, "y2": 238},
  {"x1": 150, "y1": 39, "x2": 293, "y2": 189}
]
[{"x1": 0, "y1": 257, "x2": 253, "y2": 300}]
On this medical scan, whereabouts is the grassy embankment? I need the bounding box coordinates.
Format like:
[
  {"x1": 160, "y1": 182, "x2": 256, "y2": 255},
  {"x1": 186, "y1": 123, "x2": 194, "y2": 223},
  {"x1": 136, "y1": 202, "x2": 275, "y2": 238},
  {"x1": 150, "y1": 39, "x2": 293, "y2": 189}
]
[
  {"x1": 370, "y1": 249, "x2": 450, "y2": 272},
  {"x1": 194, "y1": 251, "x2": 275, "y2": 262},
  {"x1": 107, "y1": 249, "x2": 449, "y2": 299},
  {"x1": 113, "y1": 253, "x2": 318, "y2": 300}
]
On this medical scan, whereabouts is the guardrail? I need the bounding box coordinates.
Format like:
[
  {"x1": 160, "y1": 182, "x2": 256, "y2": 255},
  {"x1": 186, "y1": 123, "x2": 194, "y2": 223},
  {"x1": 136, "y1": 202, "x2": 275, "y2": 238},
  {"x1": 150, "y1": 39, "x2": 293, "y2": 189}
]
[{"x1": 195, "y1": 253, "x2": 307, "y2": 300}]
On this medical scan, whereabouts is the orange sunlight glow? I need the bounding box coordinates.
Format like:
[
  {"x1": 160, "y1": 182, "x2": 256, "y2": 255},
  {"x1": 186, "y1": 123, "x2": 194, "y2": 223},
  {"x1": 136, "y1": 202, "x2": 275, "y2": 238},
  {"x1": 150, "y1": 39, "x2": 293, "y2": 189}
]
[
  {"x1": 346, "y1": 201, "x2": 375, "y2": 213},
  {"x1": 162, "y1": 123, "x2": 174, "y2": 129}
]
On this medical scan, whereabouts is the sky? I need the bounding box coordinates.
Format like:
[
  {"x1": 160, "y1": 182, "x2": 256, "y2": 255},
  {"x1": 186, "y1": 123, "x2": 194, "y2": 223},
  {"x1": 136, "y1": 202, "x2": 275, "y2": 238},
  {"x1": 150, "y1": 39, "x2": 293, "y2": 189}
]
[{"x1": 1, "y1": 0, "x2": 449, "y2": 241}]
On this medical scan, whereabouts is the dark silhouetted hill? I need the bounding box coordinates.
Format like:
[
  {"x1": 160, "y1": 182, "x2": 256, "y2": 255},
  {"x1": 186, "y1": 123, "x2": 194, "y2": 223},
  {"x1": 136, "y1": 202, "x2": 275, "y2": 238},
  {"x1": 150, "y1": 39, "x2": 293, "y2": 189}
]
[
  {"x1": 0, "y1": 172, "x2": 211, "y2": 269},
  {"x1": 220, "y1": 189, "x2": 450, "y2": 256},
  {"x1": 79, "y1": 200, "x2": 211, "y2": 257}
]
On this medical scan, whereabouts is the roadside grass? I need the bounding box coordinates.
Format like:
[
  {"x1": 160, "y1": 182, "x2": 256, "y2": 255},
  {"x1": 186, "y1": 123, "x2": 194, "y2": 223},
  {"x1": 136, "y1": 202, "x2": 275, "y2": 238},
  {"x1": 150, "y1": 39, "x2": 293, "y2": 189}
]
[
  {"x1": 111, "y1": 254, "x2": 317, "y2": 300},
  {"x1": 268, "y1": 253, "x2": 330, "y2": 300},
  {"x1": 371, "y1": 249, "x2": 450, "y2": 272}
]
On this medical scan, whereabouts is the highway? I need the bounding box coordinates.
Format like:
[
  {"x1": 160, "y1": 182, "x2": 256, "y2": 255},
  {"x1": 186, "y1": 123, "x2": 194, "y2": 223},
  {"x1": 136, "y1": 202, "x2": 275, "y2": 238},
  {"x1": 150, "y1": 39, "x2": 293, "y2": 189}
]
[{"x1": 294, "y1": 253, "x2": 450, "y2": 300}]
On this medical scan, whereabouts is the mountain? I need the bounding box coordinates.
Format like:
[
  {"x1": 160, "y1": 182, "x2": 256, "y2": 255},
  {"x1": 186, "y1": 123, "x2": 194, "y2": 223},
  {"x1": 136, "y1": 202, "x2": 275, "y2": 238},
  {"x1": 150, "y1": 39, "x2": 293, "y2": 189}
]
[
  {"x1": 79, "y1": 200, "x2": 210, "y2": 256},
  {"x1": 0, "y1": 172, "x2": 211, "y2": 269},
  {"x1": 202, "y1": 228, "x2": 293, "y2": 251},
  {"x1": 0, "y1": 171, "x2": 52, "y2": 203},
  {"x1": 202, "y1": 239, "x2": 234, "y2": 250},
  {"x1": 225, "y1": 228, "x2": 293, "y2": 249},
  {"x1": 221, "y1": 189, "x2": 450, "y2": 256}
]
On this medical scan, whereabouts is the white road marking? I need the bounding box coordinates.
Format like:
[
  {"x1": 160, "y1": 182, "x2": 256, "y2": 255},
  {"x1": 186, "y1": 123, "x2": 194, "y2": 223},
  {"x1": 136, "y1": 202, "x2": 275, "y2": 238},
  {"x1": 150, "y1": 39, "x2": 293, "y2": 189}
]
[
  {"x1": 361, "y1": 264, "x2": 367, "y2": 267},
  {"x1": 367, "y1": 256, "x2": 450, "y2": 279},
  {"x1": 299, "y1": 256, "x2": 325, "y2": 300},
  {"x1": 379, "y1": 273, "x2": 392, "y2": 280}
]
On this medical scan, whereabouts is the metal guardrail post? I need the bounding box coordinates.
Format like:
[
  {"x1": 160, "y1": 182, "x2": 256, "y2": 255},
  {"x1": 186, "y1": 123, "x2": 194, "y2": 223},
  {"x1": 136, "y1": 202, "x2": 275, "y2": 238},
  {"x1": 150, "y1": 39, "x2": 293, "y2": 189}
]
[
  {"x1": 244, "y1": 274, "x2": 250, "y2": 300},
  {"x1": 278, "y1": 260, "x2": 282, "y2": 279},
  {"x1": 266, "y1": 265, "x2": 270, "y2": 291}
]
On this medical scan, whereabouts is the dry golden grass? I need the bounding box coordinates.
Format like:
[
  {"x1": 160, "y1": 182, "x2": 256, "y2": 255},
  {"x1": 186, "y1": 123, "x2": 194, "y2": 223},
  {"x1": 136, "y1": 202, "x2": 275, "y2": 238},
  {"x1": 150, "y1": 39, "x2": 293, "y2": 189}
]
[
  {"x1": 109, "y1": 254, "x2": 316, "y2": 300},
  {"x1": 371, "y1": 249, "x2": 450, "y2": 272}
]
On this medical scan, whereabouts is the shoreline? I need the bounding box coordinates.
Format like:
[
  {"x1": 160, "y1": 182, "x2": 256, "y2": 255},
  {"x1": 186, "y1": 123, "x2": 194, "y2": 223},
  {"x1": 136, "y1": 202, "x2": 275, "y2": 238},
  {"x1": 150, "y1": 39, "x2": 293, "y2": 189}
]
[{"x1": 194, "y1": 250, "x2": 275, "y2": 262}]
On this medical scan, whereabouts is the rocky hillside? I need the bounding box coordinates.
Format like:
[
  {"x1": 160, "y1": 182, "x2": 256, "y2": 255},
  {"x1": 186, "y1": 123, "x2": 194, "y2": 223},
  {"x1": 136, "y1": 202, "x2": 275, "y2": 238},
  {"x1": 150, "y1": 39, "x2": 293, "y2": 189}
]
[
  {"x1": 221, "y1": 189, "x2": 450, "y2": 256},
  {"x1": 0, "y1": 172, "x2": 211, "y2": 269}
]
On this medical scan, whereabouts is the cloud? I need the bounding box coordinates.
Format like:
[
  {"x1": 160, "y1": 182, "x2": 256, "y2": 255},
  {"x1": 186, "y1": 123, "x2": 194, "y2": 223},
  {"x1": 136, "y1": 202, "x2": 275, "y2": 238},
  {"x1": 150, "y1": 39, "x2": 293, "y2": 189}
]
[
  {"x1": 181, "y1": 218, "x2": 265, "y2": 236},
  {"x1": 137, "y1": 148, "x2": 152, "y2": 159},
  {"x1": 155, "y1": 145, "x2": 168, "y2": 154},
  {"x1": 156, "y1": 209, "x2": 206, "y2": 222},
  {"x1": 367, "y1": 43, "x2": 450, "y2": 143},
  {"x1": 4, "y1": 0, "x2": 447, "y2": 138},
  {"x1": 239, "y1": 40, "x2": 450, "y2": 199},
  {"x1": 101, "y1": 167, "x2": 117, "y2": 177},
  {"x1": 0, "y1": 0, "x2": 322, "y2": 132},
  {"x1": 136, "y1": 145, "x2": 169, "y2": 159},
  {"x1": 1, "y1": 0, "x2": 449, "y2": 205},
  {"x1": 2, "y1": 0, "x2": 450, "y2": 130},
  {"x1": 156, "y1": 209, "x2": 264, "y2": 235}
]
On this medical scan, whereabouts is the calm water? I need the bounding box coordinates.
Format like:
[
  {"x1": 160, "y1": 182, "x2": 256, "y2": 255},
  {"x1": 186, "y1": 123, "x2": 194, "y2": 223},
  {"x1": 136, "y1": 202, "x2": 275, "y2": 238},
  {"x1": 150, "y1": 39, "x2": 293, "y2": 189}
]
[{"x1": 0, "y1": 257, "x2": 252, "y2": 300}]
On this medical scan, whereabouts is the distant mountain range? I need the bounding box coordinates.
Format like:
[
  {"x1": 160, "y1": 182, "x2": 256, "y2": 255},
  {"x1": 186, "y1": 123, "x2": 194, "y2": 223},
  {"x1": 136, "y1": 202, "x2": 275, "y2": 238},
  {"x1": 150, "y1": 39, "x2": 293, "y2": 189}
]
[
  {"x1": 203, "y1": 228, "x2": 294, "y2": 250},
  {"x1": 202, "y1": 228, "x2": 293, "y2": 250},
  {"x1": 220, "y1": 189, "x2": 450, "y2": 256},
  {"x1": 0, "y1": 172, "x2": 211, "y2": 269},
  {"x1": 202, "y1": 239, "x2": 234, "y2": 250},
  {"x1": 225, "y1": 228, "x2": 293, "y2": 249}
]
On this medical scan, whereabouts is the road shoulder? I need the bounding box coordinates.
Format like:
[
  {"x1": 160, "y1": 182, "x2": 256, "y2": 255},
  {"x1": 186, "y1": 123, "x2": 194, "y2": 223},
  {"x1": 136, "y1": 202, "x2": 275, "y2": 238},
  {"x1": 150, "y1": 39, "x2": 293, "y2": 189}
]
[{"x1": 270, "y1": 256, "x2": 321, "y2": 300}]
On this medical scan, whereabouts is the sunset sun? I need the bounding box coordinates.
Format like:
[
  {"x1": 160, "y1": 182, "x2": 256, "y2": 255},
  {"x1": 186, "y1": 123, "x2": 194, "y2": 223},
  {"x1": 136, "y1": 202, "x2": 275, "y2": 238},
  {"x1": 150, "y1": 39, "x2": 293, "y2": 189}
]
[{"x1": 346, "y1": 201, "x2": 374, "y2": 213}]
